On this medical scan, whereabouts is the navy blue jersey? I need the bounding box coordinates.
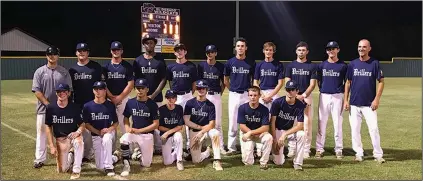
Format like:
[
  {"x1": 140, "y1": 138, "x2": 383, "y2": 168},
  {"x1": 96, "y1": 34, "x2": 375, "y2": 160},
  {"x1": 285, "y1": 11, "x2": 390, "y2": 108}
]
[
  {"x1": 103, "y1": 60, "x2": 134, "y2": 96},
  {"x1": 133, "y1": 55, "x2": 167, "y2": 102},
  {"x1": 254, "y1": 60, "x2": 285, "y2": 90},
  {"x1": 237, "y1": 103, "x2": 270, "y2": 130},
  {"x1": 69, "y1": 60, "x2": 104, "y2": 105},
  {"x1": 346, "y1": 58, "x2": 384, "y2": 106},
  {"x1": 123, "y1": 98, "x2": 159, "y2": 134},
  {"x1": 317, "y1": 60, "x2": 348, "y2": 94},
  {"x1": 184, "y1": 98, "x2": 215, "y2": 131},
  {"x1": 166, "y1": 61, "x2": 198, "y2": 93},
  {"x1": 224, "y1": 57, "x2": 256, "y2": 92},
  {"x1": 83, "y1": 100, "x2": 118, "y2": 136},
  {"x1": 45, "y1": 102, "x2": 83, "y2": 138},
  {"x1": 158, "y1": 104, "x2": 184, "y2": 136},
  {"x1": 197, "y1": 61, "x2": 224, "y2": 93},
  {"x1": 285, "y1": 60, "x2": 318, "y2": 93},
  {"x1": 270, "y1": 96, "x2": 306, "y2": 130}
]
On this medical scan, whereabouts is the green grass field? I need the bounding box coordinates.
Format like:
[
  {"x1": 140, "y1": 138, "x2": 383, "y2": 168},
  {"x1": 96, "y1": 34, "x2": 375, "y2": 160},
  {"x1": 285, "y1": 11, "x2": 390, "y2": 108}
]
[{"x1": 1, "y1": 78, "x2": 422, "y2": 180}]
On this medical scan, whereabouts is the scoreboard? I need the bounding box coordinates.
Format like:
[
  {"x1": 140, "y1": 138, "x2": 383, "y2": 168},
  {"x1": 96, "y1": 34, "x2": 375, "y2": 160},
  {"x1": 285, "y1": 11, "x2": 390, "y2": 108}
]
[{"x1": 141, "y1": 3, "x2": 181, "y2": 53}]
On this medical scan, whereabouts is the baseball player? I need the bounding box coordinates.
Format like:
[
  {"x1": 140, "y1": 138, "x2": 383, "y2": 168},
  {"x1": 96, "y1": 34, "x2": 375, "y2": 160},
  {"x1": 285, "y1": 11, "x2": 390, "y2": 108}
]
[
  {"x1": 284, "y1": 41, "x2": 318, "y2": 158},
  {"x1": 83, "y1": 81, "x2": 119, "y2": 176},
  {"x1": 197, "y1": 45, "x2": 226, "y2": 153},
  {"x1": 32, "y1": 46, "x2": 73, "y2": 169},
  {"x1": 134, "y1": 35, "x2": 167, "y2": 155},
  {"x1": 238, "y1": 86, "x2": 273, "y2": 170},
  {"x1": 183, "y1": 80, "x2": 223, "y2": 171},
  {"x1": 315, "y1": 41, "x2": 348, "y2": 159},
  {"x1": 224, "y1": 37, "x2": 256, "y2": 155},
  {"x1": 270, "y1": 80, "x2": 306, "y2": 171},
  {"x1": 343, "y1": 39, "x2": 385, "y2": 163},
  {"x1": 158, "y1": 90, "x2": 185, "y2": 171},
  {"x1": 45, "y1": 83, "x2": 84, "y2": 179},
  {"x1": 166, "y1": 43, "x2": 198, "y2": 149},
  {"x1": 253, "y1": 42, "x2": 285, "y2": 157},
  {"x1": 119, "y1": 78, "x2": 160, "y2": 176},
  {"x1": 69, "y1": 42, "x2": 104, "y2": 162}
]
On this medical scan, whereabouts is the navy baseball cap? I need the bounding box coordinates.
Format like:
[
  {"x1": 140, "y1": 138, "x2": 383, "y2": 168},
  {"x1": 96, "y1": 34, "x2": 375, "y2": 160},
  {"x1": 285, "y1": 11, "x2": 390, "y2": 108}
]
[
  {"x1": 111, "y1": 41, "x2": 123, "y2": 50},
  {"x1": 46, "y1": 46, "x2": 60, "y2": 55},
  {"x1": 142, "y1": 34, "x2": 158, "y2": 45},
  {"x1": 76, "y1": 43, "x2": 89, "y2": 51},
  {"x1": 93, "y1": 81, "x2": 107, "y2": 89},
  {"x1": 55, "y1": 83, "x2": 70, "y2": 91},
  {"x1": 326, "y1": 41, "x2": 340, "y2": 49},
  {"x1": 196, "y1": 80, "x2": 208, "y2": 88},
  {"x1": 205, "y1": 45, "x2": 217, "y2": 53},
  {"x1": 165, "y1": 90, "x2": 177, "y2": 98},
  {"x1": 135, "y1": 78, "x2": 149, "y2": 88},
  {"x1": 174, "y1": 43, "x2": 187, "y2": 51},
  {"x1": 285, "y1": 80, "x2": 298, "y2": 89}
]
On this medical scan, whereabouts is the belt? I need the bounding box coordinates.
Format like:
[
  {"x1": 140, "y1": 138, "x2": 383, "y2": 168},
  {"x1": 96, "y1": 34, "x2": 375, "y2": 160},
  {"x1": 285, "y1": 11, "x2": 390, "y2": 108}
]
[
  {"x1": 176, "y1": 90, "x2": 190, "y2": 95},
  {"x1": 208, "y1": 91, "x2": 221, "y2": 95}
]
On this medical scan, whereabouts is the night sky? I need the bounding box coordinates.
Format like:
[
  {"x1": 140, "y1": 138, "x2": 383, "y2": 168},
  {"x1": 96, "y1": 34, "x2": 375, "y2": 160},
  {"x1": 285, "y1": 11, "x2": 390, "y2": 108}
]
[{"x1": 1, "y1": 1, "x2": 422, "y2": 61}]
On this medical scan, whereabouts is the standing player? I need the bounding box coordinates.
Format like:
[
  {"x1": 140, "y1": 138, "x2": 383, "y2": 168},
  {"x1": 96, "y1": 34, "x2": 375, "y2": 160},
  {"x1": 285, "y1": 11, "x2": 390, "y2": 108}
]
[
  {"x1": 284, "y1": 41, "x2": 318, "y2": 158},
  {"x1": 119, "y1": 79, "x2": 159, "y2": 177},
  {"x1": 343, "y1": 39, "x2": 385, "y2": 163},
  {"x1": 270, "y1": 80, "x2": 306, "y2": 171},
  {"x1": 32, "y1": 46, "x2": 73, "y2": 168},
  {"x1": 238, "y1": 86, "x2": 273, "y2": 170},
  {"x1": 158, "y1": 90, "x2": 185, "y2": 171},
  {"x1": 224, "y1": 37, "x2": 256, "y2": 155},
  {"x1": 315, "y1": 41, "x2": 347, "y2": 159},
  {"x1": 83, "y1": 81, "x2": 119, "y2": 176},
  {"x1": 253, "y1": 42, "x2": 284, "y2": 157},
  {"x1": 45, "y1": 83, "x2": 84, "y2": 179},
  {"x1": 197, "y1": 45, "x2": 226, "y2": 153},
  {"x1": 134, "y1": 35, "x2": 167, "y2": 155},
  {"x1": 184, "y1": 80, "x2": 223, "y2": 171},
  {"x1": 166, "y1": 43, "x2": 198, "y2": 149},
  {"x1": 69, "y1": 42, "x2": 104, "y2": 162}
]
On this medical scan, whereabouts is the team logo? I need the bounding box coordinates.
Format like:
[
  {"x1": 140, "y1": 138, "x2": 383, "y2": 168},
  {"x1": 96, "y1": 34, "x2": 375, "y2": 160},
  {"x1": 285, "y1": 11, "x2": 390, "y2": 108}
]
[
  {"x1": 96, "y1": 82, "x2": 102, "y2": 86},
  {"x1": 59, "y1": 84, "x2": 64, "y2": 88},
  {"x1": 115, "y1": 43, "x2": 118, "y2": 47},
  {"x1": 81, "y1": 44, "x2": 85, "y2": 48},
  {"x1": 198, "y1": 81, "x2": 204, "y2": 86},
  {"x1": 380, "y1": 70, "x2": 383, "y2": 76},
  {"x1": 330, "y1": 42, "x2": 334, "y2": 45},
  {"x1": 139, "y1": 79, "x2": 144, "y2": 84},
  {"x1": 289, "y1": 82, "x2": 293, "y2": 86},
  {"x1": 208, "y1": 45, "x2": 212, "y2": 49}
]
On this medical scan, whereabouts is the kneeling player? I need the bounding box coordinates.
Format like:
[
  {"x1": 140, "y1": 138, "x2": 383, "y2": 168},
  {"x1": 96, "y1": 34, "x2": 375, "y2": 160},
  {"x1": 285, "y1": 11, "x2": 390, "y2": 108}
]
[
  {"x1": 45, "y1": 83, "x2": 84, "y2": 179},
  {"x1": 159, "y1": 90, "x2": 185, "y2": 170},
  {"x1": 184, "y1": 80, "x2": 223, "y2": 171},
  {"x1": 238, "y1": 86, "x2": 273, "y2": 170},
  {"x1": 271, "y1": 80, "x2": 306, "y2": 171},
  {"x1": 83, "y1": 81, "x2": 119, "y2": 176},
  {"x1": 120, "y1": 79, "x2": 159, "y2": 177}
]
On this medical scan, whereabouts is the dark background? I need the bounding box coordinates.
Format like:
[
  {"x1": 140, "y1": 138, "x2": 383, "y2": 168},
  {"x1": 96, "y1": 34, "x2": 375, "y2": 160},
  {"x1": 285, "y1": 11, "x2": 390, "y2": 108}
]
[{"x1": 1, "y1": 1, "x2": 422, "y2": 61}]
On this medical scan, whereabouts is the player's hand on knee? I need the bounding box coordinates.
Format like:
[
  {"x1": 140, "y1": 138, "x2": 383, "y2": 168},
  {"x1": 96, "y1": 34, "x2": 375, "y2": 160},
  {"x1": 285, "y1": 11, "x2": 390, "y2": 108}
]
[
  {"x1": 100, "y1": 128, "x2": 109, "y2": 136},
  {"x1": 277, "y1": 137, "x2": 286, "y2": 148},
  {"x1": 193, "y1": 132, "x2": 203, "y2": 143},
  {"x1": 67, "y1": 132, "x2": 80, "y2": 139},
  {"x1": 242, "y1": 131, "x2": 252, "y2": 142},
  {"x1": 161, "y1": 133, "x2": 169, "y2": 143}
]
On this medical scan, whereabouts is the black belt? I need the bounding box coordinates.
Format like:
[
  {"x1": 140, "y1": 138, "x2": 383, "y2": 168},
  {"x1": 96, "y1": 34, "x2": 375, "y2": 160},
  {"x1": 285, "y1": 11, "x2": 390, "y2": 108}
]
[
  {"x1": 208, "y1": 91, "x2": 221, "y2": 95},
  {"x1": 176, "y1": 90, "x2": 190, "y2": 95}
]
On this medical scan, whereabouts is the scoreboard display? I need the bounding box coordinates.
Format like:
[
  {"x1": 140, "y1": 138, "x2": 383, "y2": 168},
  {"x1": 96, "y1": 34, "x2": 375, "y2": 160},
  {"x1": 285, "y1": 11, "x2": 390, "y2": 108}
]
[{"x1": 141, "y1": 3, "x2": 181, "y2": 53}]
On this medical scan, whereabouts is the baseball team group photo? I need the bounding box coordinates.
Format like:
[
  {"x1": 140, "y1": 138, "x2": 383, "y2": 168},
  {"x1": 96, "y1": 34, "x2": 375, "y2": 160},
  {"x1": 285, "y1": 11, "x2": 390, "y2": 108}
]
[{"x1": 1, "y1": 1, "x2": 422, "y2": 180}]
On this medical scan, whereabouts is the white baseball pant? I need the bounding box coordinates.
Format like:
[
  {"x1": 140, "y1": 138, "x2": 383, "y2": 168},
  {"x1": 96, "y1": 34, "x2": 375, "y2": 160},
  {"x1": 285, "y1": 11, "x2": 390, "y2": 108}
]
[
  {"x1": 82, "y1": 130, "x2": 94, "y2": 159},
  {"x1": 273, "y1": 130, "x2": 305, "y2": 166},
  {"x1": 206, "y1": 93, "x2": 224, "y2": 149},
  {"x1": 175, "y1": 92, "x2": 194, "y2": 149},
  {"x1": 288, "y1": 94, "x2": 313, "y2": 154},
  {"x1": 55, "y1": 136, "x2": 84, "y2": 173},
  {"x1": 240, "y1": 132, "x2": 273, "y2": 165},
  {"x1": 316, "y1": 93, "x2": 344, "y2": 153},
  {"x1": 227, "y1": 91, "x2": 249, "y2": 152},
  {"x1": 161, "y1": 132, "x2": 183, "y2": 165},
  {"x1": 349, "y1": 105, "x2": 383, "y2": 158},
  {"x1": 120, "y1": 133, "x2": 154, "y2": 167},
  {"x1": 153, "y1": 102, "x2": 163, "y2": 152},
  {"x1": 189, "y1": 129, "x2": 221, "y2": 163},
  {"x1": 92, "y1": 132, "x2": 116, "y2": 170},
  {"x1": 256, "y1": 89, "x2": 280, "y2": 155},
  {"x1": 112, "y1": 96, "x2": 129, "y2": 152},
  {"x1": 34, "y1": 114, "x2": 47, "y2": 163}
]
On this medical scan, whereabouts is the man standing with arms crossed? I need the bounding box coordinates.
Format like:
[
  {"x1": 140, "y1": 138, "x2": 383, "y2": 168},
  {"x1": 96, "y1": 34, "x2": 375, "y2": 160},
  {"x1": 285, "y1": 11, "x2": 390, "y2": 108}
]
[
  {"x1": 224, "y1": 37, "x2": 256, "y2": 155},
  {"x1": 285, "y1": 41, "x2": 317, "y2": 158},
  {"x1": 343, "y1": 39, "x2": 385, "y2": 163},
  {"x1": 315, "y1": 41, "x2": 348, "y2": 159},
  {"x1": 32, "y1": 46, "x2": 73, "y2": 168},
  {"x1": 197, "y1": 45, "x2": 226, "y2": 153}
]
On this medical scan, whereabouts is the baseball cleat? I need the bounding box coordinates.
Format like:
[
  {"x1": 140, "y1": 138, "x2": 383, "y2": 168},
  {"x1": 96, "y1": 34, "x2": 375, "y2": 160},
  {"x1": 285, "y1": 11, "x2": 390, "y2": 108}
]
[
  {"x1": 259, "y1": 163, "x2": 268, "y2": 170},
  {"x1": 70, "y1": 172, "x2": 80, "y2": 180},
  {"x1": 105, "y1": 169, "x2": 115, "y2": 176},
  {"x1": 294, "y1": 164, "x2": 303, "y2": 171},
  {"x1": 220, "y1": 148, "x2": 227, "y2": 155},
  {"x1": 176, "y1": 160, "x2": 184, "y2": 171},
  {"x1": 375, "y1": 157, "x2": 386, "y2": 164},
  {"x1": 33, "y1": 162, "x2": 44, "y2": 169},
  {"x1": 213, "y1": 160, "x2": 223, "y2": 171},
  {"x1": 335, "y1": 152, "x2": 343, "y2": 159},
  {"x1": 315, "y1": 151, "x2": 323, "y2": 159},
  {"x1": 354, "y1": 156, "x2": 363, "y2": 162}
]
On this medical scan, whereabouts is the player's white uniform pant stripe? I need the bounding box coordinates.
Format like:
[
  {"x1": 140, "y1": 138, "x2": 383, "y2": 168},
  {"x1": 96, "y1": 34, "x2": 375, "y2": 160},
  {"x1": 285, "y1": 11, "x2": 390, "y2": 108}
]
[
  {"x1": 349, "y1": 106, "x2": 383, "y2": 158},
  {"x1": 206, "y1": 93, "x2": 224, "y2": 149},
  {"x1": 175, "y1": 92, "x2": 194, "y2": 149},
  {"x1": 161, "y1": 132, "x2": 183, "y2": 165},
  {"x1": 240, "y1": 132, "x2": 273, "y2": 165},
  {"x1": 316, "y1": 93, "x2": 344, "y2": 153},
  {"x1": 228, "y1": 91, "x2": 249, "y2": 152},
  {"x1": 256, "y1": 89, "x2": 280, "y2": 154},
  {"x1": 288, "y1": 94, "x2": 313, "y2": 154},
  {"x1": 34, "y1": 114, "x2": 47, "y2": 163},
  {"x1": 273, "y1": 130, "x2": 305, "y2": 166},
  {"x1": 120, "y1": 132, "x2": 154, "y2": 167},
  {"x1": 189, "y1": 129, "x2": 221, "y2": 163},
  {"x1": 92, "y1": 132, "x2": 115, "y2": 170},
  {"x1": 55, "y1": 136, "x2": 84, "y2": 173}
]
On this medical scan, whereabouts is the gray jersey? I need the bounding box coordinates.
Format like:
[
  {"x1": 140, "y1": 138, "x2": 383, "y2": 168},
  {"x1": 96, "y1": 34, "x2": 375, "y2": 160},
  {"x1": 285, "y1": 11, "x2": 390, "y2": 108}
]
[{"x1": 32, "y1": 64, "x2": 72, "y2": 114}]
